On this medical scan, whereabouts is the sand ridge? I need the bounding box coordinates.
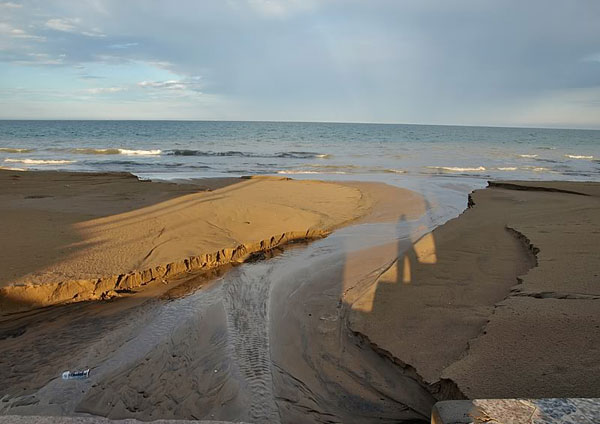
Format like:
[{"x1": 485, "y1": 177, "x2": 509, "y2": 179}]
[{"x1": 0, "y1": 170, "x2": 417, "y2": 313}]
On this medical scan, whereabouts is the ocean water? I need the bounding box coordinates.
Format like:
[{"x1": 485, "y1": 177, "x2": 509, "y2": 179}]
[{"x1": 1, "y1": 120, "x2": 598, "y2": 185}]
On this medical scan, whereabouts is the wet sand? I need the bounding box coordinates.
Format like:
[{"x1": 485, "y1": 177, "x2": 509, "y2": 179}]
[{"x1": 0, "y1": 176, "x2": 598, "y2": 423}]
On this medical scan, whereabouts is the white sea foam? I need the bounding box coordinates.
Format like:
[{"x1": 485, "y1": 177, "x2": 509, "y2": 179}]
[
  {"x1": 305, "y1": 164, "x2": 362, "y2": 170},
  {"x1": 118, "y1": 149, "x2": 162, "y2": 156},
  {"x1": 522, "y1": 166, "x2": 550, "y2": 172},
  {"x1": 427, "y1": 166, "x2": 486, "y2": 172},
  {"x1": 379, "y1": 168, "x2": 406, "y2": 174},
  {"x1": 565, "y1": 154, "x2": 593, "y2": 159},
  {"x1": 57, "y1": 148, "x2": 161, "y2": 155},
  {"x1": 277, "y1": 170, "x2": 347, "y2": 175},
  {"x1": 315, "y1": 154, "x2": 332, "y2": 159},
  {"x1": 518, "y1": 154, "x2": 538, "y2": 158},
  {"x1": 497, "y1": 167, "x2": 518, "y2": 171},
  {"x1": 4, "y1": 158, "x2": 75, "y2": 165}
]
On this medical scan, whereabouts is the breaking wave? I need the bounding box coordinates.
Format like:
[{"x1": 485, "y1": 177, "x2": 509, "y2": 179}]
[
  {"x1": 117, "y1": 149, "x2": 161, "y2": 156},
  {"x1": 521, "y1": 166, "x2": 552, "y2": 172},
  {"x1": 565, "y1": 154, "x2": 593, "y2": 160},
  {"x1": 379, "y1": 168, "x2": 406, "y2": 174},
  {"x1": 4, "y1": 158, "x2": 75, "y2": 165},
  {"x1": 277, "y1": 170, "x2": 346, "y2": 175},
  {"x1": 54, "y1": 148, "x2": 161, "y2": 156},
  {"x1": 167, "y1": 150, "x2": 330, "y2": 159},
  {"x1": 277, "y1": 164, "x2": 407, "y2": 175},
  {"x1": 427, "y1": 166, "x2": 486, "y2": 172}
]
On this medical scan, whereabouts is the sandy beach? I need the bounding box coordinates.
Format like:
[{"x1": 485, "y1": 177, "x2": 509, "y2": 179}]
[
  {"x1": 3, "y1": 1, "x2": 600, "y2": 421},
  {"x1": 348, "y1": 180, "x2": 600, "y2": 399},
  {"x1": 0, "y1": 172, "x2": 598, "y2": 422},
  {"x1": 0, "y1": 170, "x2": 421, "y2": 313}
]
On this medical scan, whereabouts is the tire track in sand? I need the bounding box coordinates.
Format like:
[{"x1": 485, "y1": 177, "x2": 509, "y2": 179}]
[{"x1": 222, "y1": 263, "x2": 280, "y2": 424}]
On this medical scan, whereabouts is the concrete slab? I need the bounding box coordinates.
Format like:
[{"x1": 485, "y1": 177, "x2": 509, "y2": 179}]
[{"x1": 432, "y1": 398, "x2": 600, "y2": 424}]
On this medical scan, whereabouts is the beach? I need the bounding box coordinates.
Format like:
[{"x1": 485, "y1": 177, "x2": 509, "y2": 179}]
[
  {"x1": 0, "y1": 169, "x2": 422, "y2": 312},
  {"x1": 348, "y1": 180, "x2": 600, "y2": 399},
  {"x1": 0, "y1": 168, "x2": 598, "y2": 423},
  {"x1": 3, "y1": 0, "x2": 600, "y2": 420}
]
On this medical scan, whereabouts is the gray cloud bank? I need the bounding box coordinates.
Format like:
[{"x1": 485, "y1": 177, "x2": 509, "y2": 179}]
[{"x1": 1, "y1": 0, "x2": 599, "y2": 127}]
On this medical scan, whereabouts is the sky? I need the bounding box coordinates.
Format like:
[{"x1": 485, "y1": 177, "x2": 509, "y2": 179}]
[{"x1": 0, "y1": 0, "x2": 599, "y2": 128}]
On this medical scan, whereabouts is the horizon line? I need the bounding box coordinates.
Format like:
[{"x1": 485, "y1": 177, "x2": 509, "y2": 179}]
[{"x1": 0, "y1": 118, "x2": 599, "y2": 132}]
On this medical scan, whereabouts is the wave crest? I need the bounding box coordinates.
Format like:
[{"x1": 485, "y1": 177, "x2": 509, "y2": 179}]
[
  {"x1": 4, "y1": 158, "x2": 75, "y2": 165},
  {"x1": 168, "y1": 150, "x2": 329, "y2": 159},
  {"x1": 118, "y1": 149, "x2": 161, "y2": 156},
  {"x1": 50, "y1": 148, "x2": 161, "y2": 156},
  {"x1": 565, "y1": 154, "x2": 593, "y2": 160},
  {"x1": 427, "y1": 166, "x2": 486, "y2": 172},
  {"x1": 277, "y1": 170, "x2": 346, "y2": 175}
]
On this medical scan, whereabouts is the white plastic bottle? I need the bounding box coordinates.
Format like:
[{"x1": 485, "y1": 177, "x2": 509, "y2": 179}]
[{"x1": 61, "y1": 369, "x2": 90, "y2": 380}]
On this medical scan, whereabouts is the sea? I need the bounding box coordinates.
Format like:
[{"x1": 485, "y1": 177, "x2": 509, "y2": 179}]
[{"x1": 1, "y1": 120, "x2": 598, "y2": 222}]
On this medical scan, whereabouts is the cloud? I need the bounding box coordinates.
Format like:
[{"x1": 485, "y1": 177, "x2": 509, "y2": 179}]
[
  {"x1": 138, "y1": 77, "x2": 202, "y2": 92},
  {"x1": 45, "y1": 18, "x2": 105, "y2": 38},
  {"x1": 0, "y1": 2, "x2": 22, "y2": 8},
  {"x1": 108, "y1": 42, "x2": 139, "y2": 49},
  {"x1": 138, "y1": 80, "x2": 186, "y2": 90},
  {"x1": 45, "y1": 18, "x2": 79, "y2": 32},
  {"x1": 15, "y1": 52, "x2": 65, "y2": 65},
  {"x1": 82, "y1": 86, "x2": 126, "y2": 94},
  {"x1": 0, "y1": 23, "x2": 45, "y2": 41},
  {"x1": 245, "y1": 0, "x2": 318, "y2": 18},
  {"x1": 0, "y1": 0, "x2": 599, "y2": 126},
  {"x1": 78, "y1": 74, "x2": 105, "y2": 80},
  {"x1": 583, "y1": 53, "x2": 600, "y2": 63}
]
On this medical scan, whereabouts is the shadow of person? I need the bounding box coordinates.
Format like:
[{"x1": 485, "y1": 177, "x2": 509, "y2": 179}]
[{"x1": 347, "y1": 192, "x2": 536, "y2": 400}]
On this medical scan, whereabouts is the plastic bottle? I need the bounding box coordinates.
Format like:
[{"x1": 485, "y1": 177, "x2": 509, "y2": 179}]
[{"x1": 61, "y1": 369, "x2": 90, "y2": 380}]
